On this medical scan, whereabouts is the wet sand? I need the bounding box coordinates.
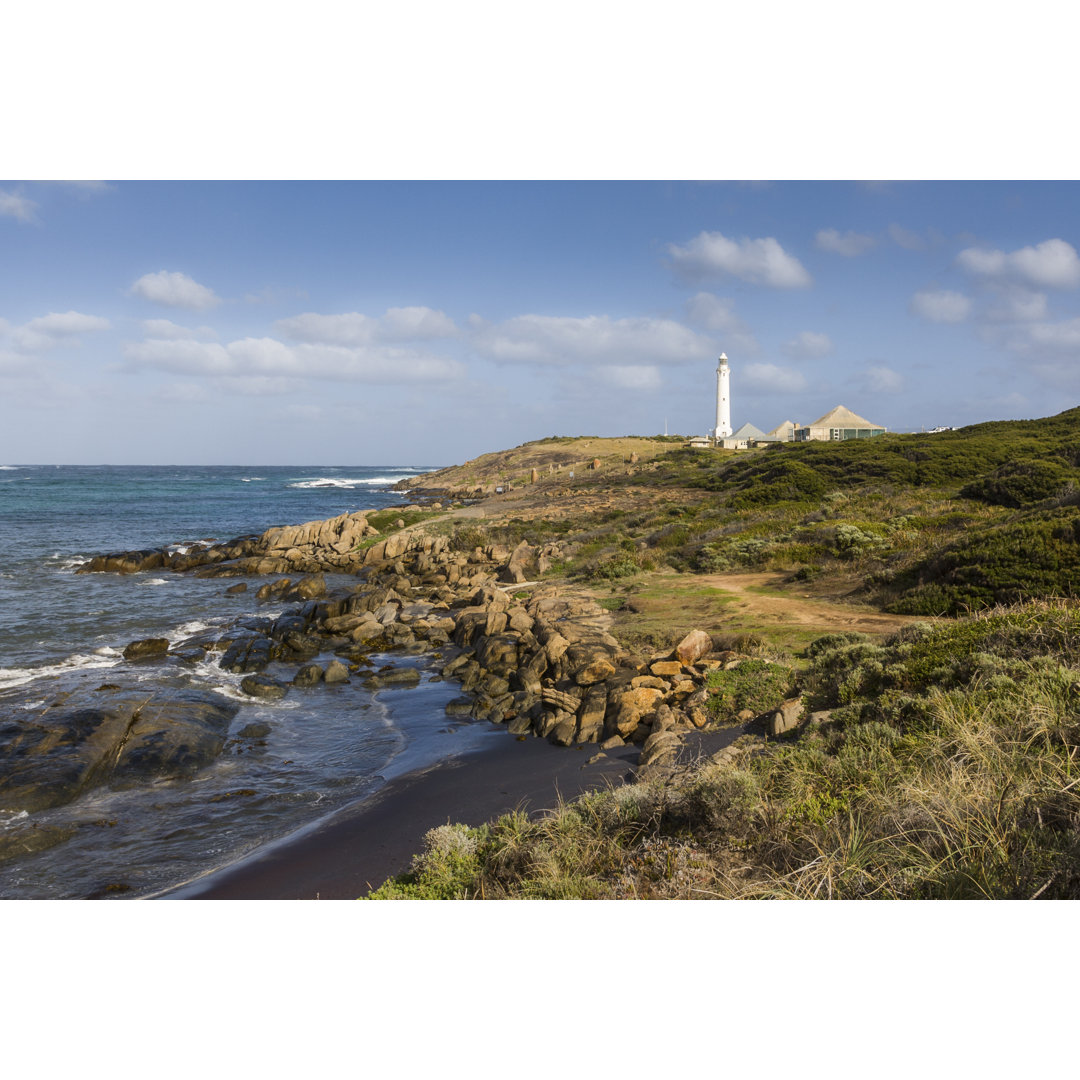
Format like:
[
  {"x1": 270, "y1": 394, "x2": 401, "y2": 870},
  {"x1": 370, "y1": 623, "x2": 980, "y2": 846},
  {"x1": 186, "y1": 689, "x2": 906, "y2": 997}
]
[
  {"x1": 165, "y1": 729, "x2": 639, "y2": 899},
  {"x1": 164, "y1": 725, "x2": 744, "y2": 900}
]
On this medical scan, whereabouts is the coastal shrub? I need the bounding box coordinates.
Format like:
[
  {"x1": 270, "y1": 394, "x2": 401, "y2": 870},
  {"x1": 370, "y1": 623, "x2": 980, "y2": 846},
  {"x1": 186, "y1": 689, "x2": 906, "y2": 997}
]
[
  {"x1": 882, "y1": 509, "x2": 1080, "y2": 614},
  {"x1": 705, "y1": 659, "x2": 794, "y2": 721},
  {"x1": 368, "y1": 823, "x2": 487, "y2": 899},
  {"x1": 960, "y1": 458, "x2": 1076, "y2": 508}
]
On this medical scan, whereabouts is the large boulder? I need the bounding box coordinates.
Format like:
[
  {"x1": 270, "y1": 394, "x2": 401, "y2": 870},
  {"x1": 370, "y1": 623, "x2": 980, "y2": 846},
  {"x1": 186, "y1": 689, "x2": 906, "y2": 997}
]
[
  {"x1": 610, "y1": 687, "x2": 664, "y2": 738},
  {"x1": 675, "y1": 630, "x2": 713, "y2": 666},
  {"x1": 122, "y1": 637, "x2": 170, "y2": 661},
  {"x1": 0, "y1": 690, "x2": 238, "y2": 812}
]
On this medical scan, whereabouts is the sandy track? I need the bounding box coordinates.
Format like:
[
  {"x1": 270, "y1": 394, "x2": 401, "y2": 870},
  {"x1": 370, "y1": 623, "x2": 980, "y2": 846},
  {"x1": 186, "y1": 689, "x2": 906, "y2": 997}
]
[{"x1": 694, "y1": 571, "x2": 926, "y2": 635}]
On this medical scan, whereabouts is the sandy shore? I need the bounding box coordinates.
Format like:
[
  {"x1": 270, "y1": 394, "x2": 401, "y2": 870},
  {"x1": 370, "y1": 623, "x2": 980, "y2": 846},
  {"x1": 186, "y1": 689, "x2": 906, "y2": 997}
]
[
  {"x1": 165, "y1": 730, "x2": 637, "y2": 899},
  {"x1": 163, "y1": 725, "x2": 742, "y2": 900}
]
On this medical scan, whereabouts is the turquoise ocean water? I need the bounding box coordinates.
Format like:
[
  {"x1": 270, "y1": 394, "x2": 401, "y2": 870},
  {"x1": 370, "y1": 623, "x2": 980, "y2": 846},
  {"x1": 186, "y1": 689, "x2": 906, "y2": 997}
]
[{"x1": 0, "y1": 464, "x2": 493, "y2": 899}]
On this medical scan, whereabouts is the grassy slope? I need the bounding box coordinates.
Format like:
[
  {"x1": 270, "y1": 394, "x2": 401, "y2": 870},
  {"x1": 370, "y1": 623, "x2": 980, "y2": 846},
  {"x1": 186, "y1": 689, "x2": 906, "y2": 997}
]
[{"x1": 367, "y1": 408, "x2": 1080, "y2": 899}]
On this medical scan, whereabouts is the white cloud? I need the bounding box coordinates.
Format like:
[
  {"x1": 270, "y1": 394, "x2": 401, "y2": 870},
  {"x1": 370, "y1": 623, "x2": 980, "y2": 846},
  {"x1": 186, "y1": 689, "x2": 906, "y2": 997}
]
[
  {"x1": 889, "y1": 223, "x2": 927, "y2": 251},
  {"x1": 684, "y1": 293, "x2": 759, "y2": 354},
  {"x1": 815, "y1": 228, "x2": 875, "y2": 256},
  {"x1": 469, "y1": 313, "x2": 715, "y2": 366},
  {"x1": 1025, "y1": 318, "x2": 1080, "y2": 351},
  {"x1": 782, "y1": 330, "x2": 833, "y2": 359},
  {"x1": 276, "y1": 311, "x2": 377, "y2": 346},
  {"x1": 910, "y1": 289, "x2": 971, "y2": 324},
  {"x1": 130, "y1": 270, "x2": 221, "y2": 310},
  {"x1": 984, "y1": 285, "x2": 1048, "y2": 323},
  {"x1": 141, "y1": 319, "x2": 218, "y2": 340},
  {"x1": 123, "y1": 335, "x2": 464, "y2": 384},
  {"x1": 0, "y1": 190, "x2": 37, "y2": 223},
  {"x1": 379, "y1": 306, "x2": 458, "y2": 340},
  {"x1": 956, "y1": 238, "x2": 1080, "y2": 289},
  {"x1": 275, "y1": 306, "x2": 457, "y2": 346},
  {"x1": 10, "y1": 310, "x2": 111, "y2": 351},
  {"x1": 739, "y1": 362, "x2": 808, "y2": 394},
  {"x1": 862, "y1": 365, "x2": 904, "y2": 393},
  {"x1": 596, "y1": 364, "x2": 662, "y2": 390},
  {"x1": 666, "y1": 231, "x2": 812, "y2": 288}
]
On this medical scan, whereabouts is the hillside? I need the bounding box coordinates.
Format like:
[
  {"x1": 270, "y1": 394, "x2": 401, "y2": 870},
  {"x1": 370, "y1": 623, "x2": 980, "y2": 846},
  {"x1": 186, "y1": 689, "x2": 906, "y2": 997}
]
[{"x1": 365, "y1": 407, "x2": 1080, "y2": 899}]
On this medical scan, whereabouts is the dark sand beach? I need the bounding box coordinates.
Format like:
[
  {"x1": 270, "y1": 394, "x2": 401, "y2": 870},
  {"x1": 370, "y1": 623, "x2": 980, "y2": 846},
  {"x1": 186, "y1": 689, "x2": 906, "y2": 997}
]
[{"x1": 166, "y1": 726, "x2": 743, "y2": 900}]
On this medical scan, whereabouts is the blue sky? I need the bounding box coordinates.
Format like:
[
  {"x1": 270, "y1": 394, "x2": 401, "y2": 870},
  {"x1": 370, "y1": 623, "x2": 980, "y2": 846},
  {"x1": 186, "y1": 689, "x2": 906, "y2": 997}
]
[{"x1": 2, "y1": 180, "x2": 1078, "y2": 465}]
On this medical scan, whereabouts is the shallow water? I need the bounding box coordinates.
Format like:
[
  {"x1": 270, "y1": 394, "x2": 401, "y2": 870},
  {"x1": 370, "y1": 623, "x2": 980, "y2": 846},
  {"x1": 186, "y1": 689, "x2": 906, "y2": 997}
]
[{"x1": 0, "y1": 463, "x2": 489, "y2": 900}]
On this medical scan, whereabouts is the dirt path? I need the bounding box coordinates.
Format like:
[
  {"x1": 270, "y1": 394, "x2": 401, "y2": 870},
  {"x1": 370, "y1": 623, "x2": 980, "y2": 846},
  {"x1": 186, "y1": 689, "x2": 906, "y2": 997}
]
[{"x1": 694, "y1": 571, "x2": 926, "y2": 635}]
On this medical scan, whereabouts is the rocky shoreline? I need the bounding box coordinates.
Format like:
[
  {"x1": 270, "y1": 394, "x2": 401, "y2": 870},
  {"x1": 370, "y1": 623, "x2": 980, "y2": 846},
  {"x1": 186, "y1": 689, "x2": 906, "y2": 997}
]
[{"x1": 2, "y1": 504, "x2": 798, "y2": 847}]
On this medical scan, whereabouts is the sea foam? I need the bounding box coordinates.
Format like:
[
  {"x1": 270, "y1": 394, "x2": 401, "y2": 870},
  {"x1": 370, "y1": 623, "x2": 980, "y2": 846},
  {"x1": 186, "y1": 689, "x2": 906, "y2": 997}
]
[{"x1": 287, "y1": 475, "x2": 417, "y2": 489}]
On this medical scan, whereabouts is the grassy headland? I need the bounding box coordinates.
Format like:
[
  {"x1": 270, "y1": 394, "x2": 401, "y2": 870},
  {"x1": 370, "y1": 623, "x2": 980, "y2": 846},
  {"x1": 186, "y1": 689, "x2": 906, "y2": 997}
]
[{"x1": 372, "y1": 410, "x2": 1080, "y2": 898}]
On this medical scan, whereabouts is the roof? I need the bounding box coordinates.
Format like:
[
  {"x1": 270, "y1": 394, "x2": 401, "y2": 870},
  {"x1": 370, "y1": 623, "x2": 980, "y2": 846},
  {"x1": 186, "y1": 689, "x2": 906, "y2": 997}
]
[
  {"x1": 805, "y1": 405, "x2": 881, "y2": 429},
  {"x1": 730, "y1": 422, "x2": 767, "y2": 440},
  {"x1": 766, "y1": 419, "x2": 798, "y2": 438}
]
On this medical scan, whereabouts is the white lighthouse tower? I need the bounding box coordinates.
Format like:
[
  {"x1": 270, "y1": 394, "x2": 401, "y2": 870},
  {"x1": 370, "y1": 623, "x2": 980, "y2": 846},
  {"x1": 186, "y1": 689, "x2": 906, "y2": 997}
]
[{"x1": 713, "y1": 353, "x2": 732, "y2": 440}]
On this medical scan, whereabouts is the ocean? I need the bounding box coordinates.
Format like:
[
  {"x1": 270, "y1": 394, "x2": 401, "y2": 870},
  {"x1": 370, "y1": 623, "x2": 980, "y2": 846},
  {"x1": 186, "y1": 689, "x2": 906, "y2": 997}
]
[{"x1": 0, "y1": 464, "x2": 492, "y2": 899}]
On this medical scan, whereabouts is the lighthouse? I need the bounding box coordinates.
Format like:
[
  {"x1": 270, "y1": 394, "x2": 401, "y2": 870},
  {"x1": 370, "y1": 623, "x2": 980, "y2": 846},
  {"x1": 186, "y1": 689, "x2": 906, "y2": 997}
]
[{"x1": 713, "y1": 353, "x2": 732, "y2": 440}]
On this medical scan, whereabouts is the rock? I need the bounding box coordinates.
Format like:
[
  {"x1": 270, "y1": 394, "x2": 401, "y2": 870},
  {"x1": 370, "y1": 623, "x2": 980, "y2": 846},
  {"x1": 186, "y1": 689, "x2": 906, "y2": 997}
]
[
  {"x1": 568, "y1": 645, "x2": 617, "y2": 686},
  {"x1": 240, "y1": 675, "x2": 289, "y2": 700},
  {"x1": 122, "y1": 637, "x2": 170, "y2": 661},
  {"x1": 638, "y1": 730, "x2": 682, "y2": 767},
  {"x1": 237, "y1": 721, "x2": 272, "y2": 738},
  {"x1": 0, "y1": 690, "x2": 240, "y2": 812},
  {"x1": 324, "y1": 660, "x2": 350, "y2": 684},
  {"x1": 631, "y1": 675, "x2": 668, "y2": 691},
  {"x1": 599, "y1": 735, "x2": 625, "y2": 750},
  {"x1": 225, "y1": 582, "x2": 248, "y2": 595},
  {"x1": 445, "y1": 696, "x2": 475, "y2": 717},
  {"x1": 576, "y1": 685, "x2": 608, "y2": 743},
  {"x1": 548, "y1": 715, "x2": 578, "y2": 746},
  {"x1": 611, "y1": 687, "x2": 664, "y2": 738},
  {"x1": 649, "y1": 660, "x2": 684, "y2": 677},
  {"x1": 765, "y1": 698, "x2": 805, "y2": 736},
  {"x1": 675, "y1": 630, "x2": 713, "y2": 666},
  {"x1": 367, "y1": 667, "x2": 422, "y2": 688}
]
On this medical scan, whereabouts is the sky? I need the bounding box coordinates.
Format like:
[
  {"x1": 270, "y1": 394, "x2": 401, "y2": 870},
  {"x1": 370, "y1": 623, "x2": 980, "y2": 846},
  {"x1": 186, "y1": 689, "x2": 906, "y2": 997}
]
[{"x1": 2, "y1": 180, "x2": 1078, "y2": 465}]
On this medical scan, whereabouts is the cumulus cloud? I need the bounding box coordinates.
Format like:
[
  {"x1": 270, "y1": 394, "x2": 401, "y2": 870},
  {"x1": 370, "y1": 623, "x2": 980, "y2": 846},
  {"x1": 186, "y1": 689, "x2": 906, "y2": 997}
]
[
  {"x1": 861, "y1": 365, "x2": 904, "y2": 393},
  {"x1": 141, "y1": 319, "x2": 218, "y2": 340},
  {"x1": 123, "y1": 335, "x2": 464, "y2": 384},
  {"x1": 956, "y1": 238, "x2": 1080, "y2": 289},
  {"x1": 684, "y1": 293, "x2": 760, "y2": 354},
  {"x1": 984, "y1": 285, "x2": 1048, "y2": 323},
  {"x1": 782, "y1": 331, "x2": 833, "y2": 359},
  {"x1": 130, "y1": 270, "x2": 221, "y2": 310},
  {"x1": 9, "y1": 310, "x2": 111, "y2": 351},
  {"x1": 596, "y1": 365, "x2": 662, "y2": 390},
  {"x1": 815, "y1": 228, "x2": 875, "y2": 256},
  {"x1": 666, "y1": 231, "x2": 812, "y2": 288},
  {"x1": 276, "y1": 306, "x2": 457, "y2": 346},
  {"x1": 0, "y1": 190, "x2": 37, "y2": 223},
  {"x1": 910, "y1": 289, "x2": 971, "y2": 324},
  {"x1": 739, "y1": 362, "x2": 808, "y2": 394},
  {"x1": 470, "y1": 313, "x2": 715, "y2": 366}
]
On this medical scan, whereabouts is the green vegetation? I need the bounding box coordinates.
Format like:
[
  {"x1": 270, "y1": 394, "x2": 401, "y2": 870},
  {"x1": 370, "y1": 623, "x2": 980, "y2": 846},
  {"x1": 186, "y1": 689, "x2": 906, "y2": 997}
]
[
  {"x1": 369, "y1": 603, "x2": 1080, "y2": 900},
  {"x1": 705, "y1": 660, "x2": 794, "y2": 721}
]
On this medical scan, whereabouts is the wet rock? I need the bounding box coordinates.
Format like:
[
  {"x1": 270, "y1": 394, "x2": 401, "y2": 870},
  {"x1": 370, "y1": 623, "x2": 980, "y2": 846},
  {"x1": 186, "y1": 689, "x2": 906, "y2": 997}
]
[
  {"x1": 445, "y1": 696, "x2": 474, "y2": 717},
  {"x1": 122, "y1": 637, "x2": 170, "y2": 661},
  {"x1": 0, "y1": 824, "x2": 76, "y2": 864},
  {"x1": 240, "y1": 675, "x2": 289, "y2": 700},
  {"x1": 324, "y1": 660, "x2": 350, "y2": 684},
  {"x1": 293, "y1": 663, "x2": 324, "y2": 687},
  {"x1": 237, "y1": 721, "x2": 272, "y2": 738},
  {"x1": 225, "y1": 583, "x2": 248, "y2": 595},
  {"x1": 0, "y1": 690, "x2": 239, "y2": 811},
  {"x1": 366, "y1": 667, "x2": 422, "y2": 688}
]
